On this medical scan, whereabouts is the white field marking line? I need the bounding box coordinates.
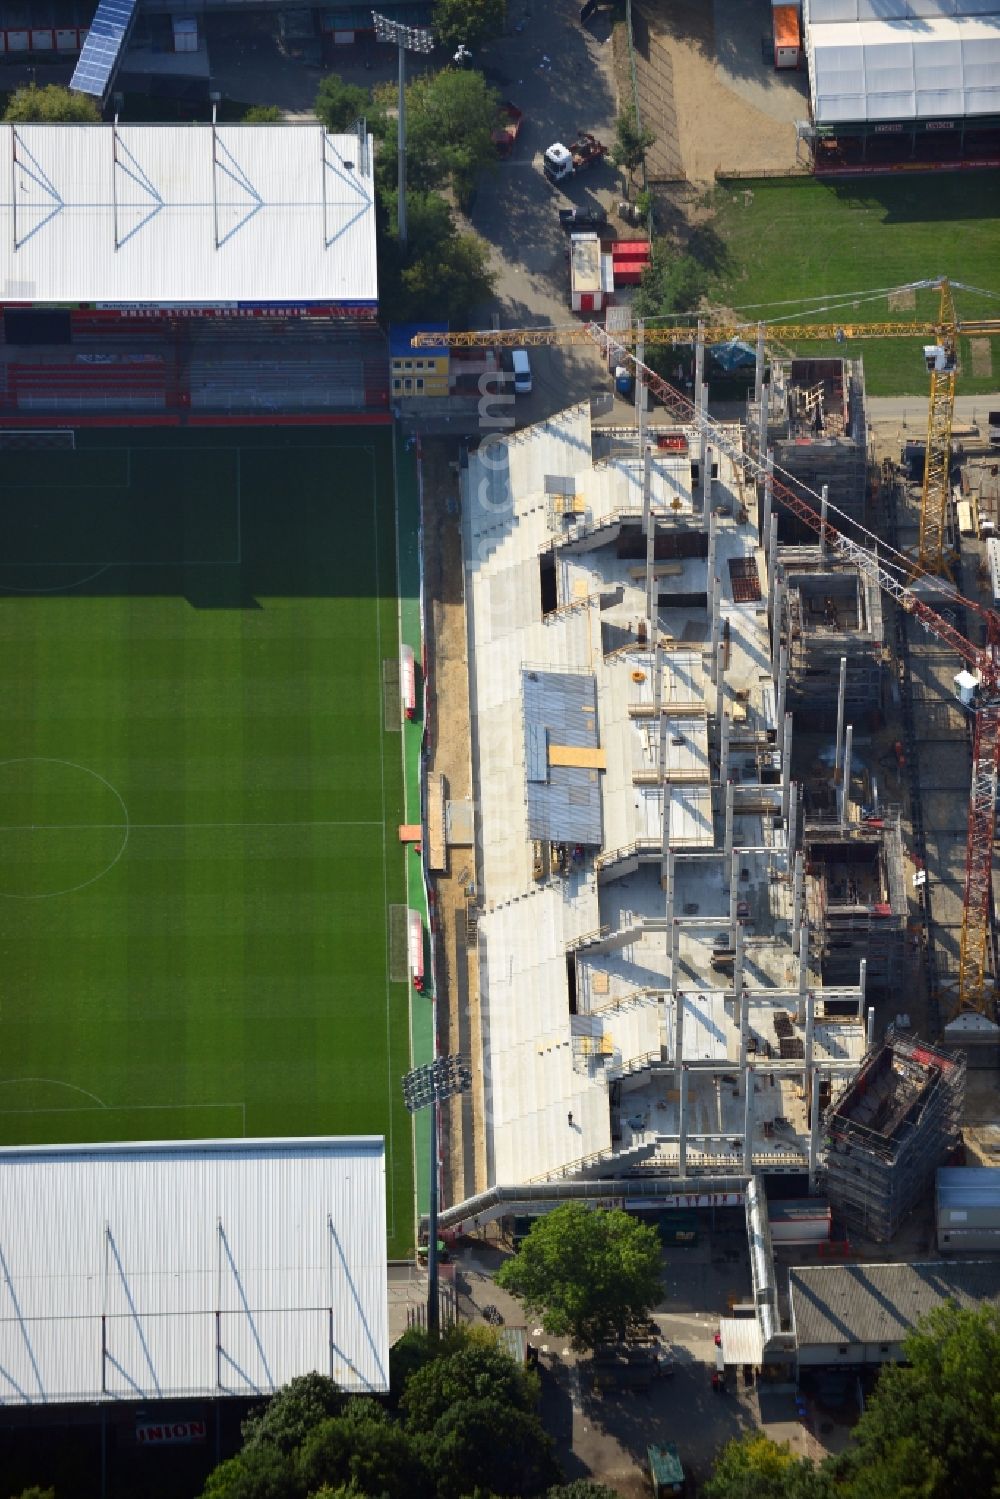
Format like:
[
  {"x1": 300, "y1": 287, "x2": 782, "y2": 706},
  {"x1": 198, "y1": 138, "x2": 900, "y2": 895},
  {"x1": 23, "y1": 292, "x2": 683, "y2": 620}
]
[
  {"x1": 374, "y1": 441, "x2": 397, "y2": 1247},
  {"x1": 0, "y1": 819, "x2": 383, "y2": 831},
  {"x1": 0, "y1": 758, "x2": 129, "y2": 900},
  {"x1": 0, "y1": 1100, "x2": 247, "y2": 1120},
  {"x1": 0, "y1": 1077, "x2": 108, "y2": 1107},
  {"x1": 0, "y1": 563, "x2": 114, "y2": 595}
]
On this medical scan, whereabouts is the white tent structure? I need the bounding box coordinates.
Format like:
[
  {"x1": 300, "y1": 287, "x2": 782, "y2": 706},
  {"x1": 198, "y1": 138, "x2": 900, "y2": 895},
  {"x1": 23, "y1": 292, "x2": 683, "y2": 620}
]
[{"x1": 806, "y1": 13, "x2": 1000, "y2": 124}]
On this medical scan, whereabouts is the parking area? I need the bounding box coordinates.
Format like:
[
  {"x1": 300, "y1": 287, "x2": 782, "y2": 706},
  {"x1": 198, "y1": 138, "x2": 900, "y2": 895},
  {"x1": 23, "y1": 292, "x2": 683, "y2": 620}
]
[{"x1": 448, "y1": 1224, "x2": 859, "y2": 1493}]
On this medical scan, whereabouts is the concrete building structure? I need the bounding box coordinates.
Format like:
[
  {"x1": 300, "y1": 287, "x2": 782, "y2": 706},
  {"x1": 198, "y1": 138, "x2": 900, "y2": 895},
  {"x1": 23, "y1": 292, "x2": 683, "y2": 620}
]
[
  {"x1": 458, "y1": 403, "x2": 891, "y2": 1199},
  {"x1": 823, "y1": 1032, "x2": 966, "y2": 1242},
  {"x1": 748, "y1": 357, "x2": 868, "y2": 539}
]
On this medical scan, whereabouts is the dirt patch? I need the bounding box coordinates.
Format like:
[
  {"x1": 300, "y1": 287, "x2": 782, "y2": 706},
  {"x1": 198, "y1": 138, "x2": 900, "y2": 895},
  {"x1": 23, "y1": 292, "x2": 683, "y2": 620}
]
[
  {"x1": 632, "y1": 0, "x2": 806, "y2": 183},
  {"x1": 970, "y1": 337, "x2": 993, "y2": 378},
  {"x1": 888, "y1": 287, "x2": 917, "y2": 311},
  {"x1": 420, "y1": 438, "x2": 486, "y2": 1206}
]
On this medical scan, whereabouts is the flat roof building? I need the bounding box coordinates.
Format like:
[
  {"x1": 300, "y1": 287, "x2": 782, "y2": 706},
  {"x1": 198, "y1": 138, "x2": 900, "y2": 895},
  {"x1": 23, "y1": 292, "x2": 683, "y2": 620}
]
[
  {"x1": 0, "y1": 1137, "x2": 388, "y2": 1406},
  {"x1": 790, "y1": 1260, "x2": 1000, "y2": 1365},
  {"x1": 0, "y1": 124, "x2": 377, "y2": 315}
]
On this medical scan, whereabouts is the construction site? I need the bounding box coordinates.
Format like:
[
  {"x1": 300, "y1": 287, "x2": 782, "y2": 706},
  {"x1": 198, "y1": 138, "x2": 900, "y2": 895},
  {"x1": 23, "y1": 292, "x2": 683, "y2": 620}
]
[{"x1": 417, "y1": 286, "x2": 1000, "y2": 1272}]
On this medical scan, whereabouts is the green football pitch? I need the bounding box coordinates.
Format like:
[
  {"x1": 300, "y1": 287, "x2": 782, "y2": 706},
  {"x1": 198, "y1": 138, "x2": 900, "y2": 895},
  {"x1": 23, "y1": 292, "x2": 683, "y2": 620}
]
[{"x1": 0, "y1": 427, "x2": 414, "y2": 1254}]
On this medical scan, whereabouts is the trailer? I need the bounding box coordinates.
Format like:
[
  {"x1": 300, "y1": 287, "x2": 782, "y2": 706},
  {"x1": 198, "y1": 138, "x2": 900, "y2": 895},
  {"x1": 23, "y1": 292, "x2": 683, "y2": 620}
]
[
  {"x1": 408, "y1": 909, "x2": 425, "y2": 991},
  {"x1": 772, "y1": 4, "x2": 800, "y2": 69},
  {"x1": 569, "y1": 232, "x2": 613, "y2": 313},
  {"x1": 400, "y1": 642, "x2": 416, "y2": 719},
  {"x1": 492, "y1": 102, "x2": 524, "y2": 158}
]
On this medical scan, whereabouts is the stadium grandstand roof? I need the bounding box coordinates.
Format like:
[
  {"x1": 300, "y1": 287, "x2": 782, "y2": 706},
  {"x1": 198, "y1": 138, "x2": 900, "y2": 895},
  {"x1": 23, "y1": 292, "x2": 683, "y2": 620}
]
[
  {"x1": 0, "y1": 124, "x2": 377, "y2": 310},
  {"x1": 803, "y1": 1, "x2": 1000, "y2": 125},
  {"x1": 0, "y1": 1137, "x2": 388, "y2": 1405}
]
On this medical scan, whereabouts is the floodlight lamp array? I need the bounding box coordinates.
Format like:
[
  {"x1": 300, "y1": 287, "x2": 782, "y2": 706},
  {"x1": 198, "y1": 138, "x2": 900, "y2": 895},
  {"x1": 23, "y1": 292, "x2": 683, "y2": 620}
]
[
  {"x1": 402, "y1": 1055, "x2": 472, "y2": 1113},
  {"x1": 371, "y1": 11, "x2": 434, "y2": 51}
]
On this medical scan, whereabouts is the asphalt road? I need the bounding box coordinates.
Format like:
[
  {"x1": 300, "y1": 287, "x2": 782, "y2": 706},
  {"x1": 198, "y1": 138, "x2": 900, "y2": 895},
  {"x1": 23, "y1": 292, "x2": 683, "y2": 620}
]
[{"x1": 467, "y1": 0, "x2": 625, "y2": 421}]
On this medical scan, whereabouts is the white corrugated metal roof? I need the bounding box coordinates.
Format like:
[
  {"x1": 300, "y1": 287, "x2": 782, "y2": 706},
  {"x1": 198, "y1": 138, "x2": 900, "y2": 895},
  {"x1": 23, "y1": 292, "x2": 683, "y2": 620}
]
[
  {"x1": 0, "y1": 124, "x2": 376, "y2": 307},
  {"x1": 806, "y1": 0, "x2": 1000, "y2": 18},
  {"x1": 806, "y1": 15, "x2": 1000, "y2": 122},
  {"x1": 0, "y1": 1137, "x2": 388, "y2": 1405},
  {"x1": 719, "y1": 1316, "x2": 764, "y2": 1366},
  {"x1": 937, "y1": 1165, "x2": 1000, "y2": 1209},
  {"x1": 790, "y1": 1260, "x2": 1000, "y2": 1347}
]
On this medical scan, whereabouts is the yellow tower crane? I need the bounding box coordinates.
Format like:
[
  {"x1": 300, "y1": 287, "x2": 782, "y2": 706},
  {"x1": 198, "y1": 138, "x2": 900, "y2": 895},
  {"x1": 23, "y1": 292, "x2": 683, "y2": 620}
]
[{"x1": 413, "y1": 285, "x2": 1000, "y2": 576}]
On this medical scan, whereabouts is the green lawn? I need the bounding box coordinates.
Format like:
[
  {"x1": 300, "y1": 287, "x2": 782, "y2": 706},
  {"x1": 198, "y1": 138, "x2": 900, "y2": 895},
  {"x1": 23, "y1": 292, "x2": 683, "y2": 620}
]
[
  {"x1": 0, "y1": 427, "x2": 413, "y2": 1254},
  {"x1": 705, "y1": 173, "x2": 1000, "y2": 395}
]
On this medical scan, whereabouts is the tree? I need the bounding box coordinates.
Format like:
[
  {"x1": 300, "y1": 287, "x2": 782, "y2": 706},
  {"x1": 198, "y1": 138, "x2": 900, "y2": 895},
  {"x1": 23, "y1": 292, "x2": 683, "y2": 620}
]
[
  {"x1": 297, "y1": 1402, "x2": 429, "y2": 1499},
  {"x1": 401, "y1": 1334, "x2": 539, "y2": 1430},
  {"x1": 314, "y1": 74, "x2": 370, "y2": 133},
  {"x1": 405, "y1": 67, "x2": 499, "y2": 205},
  {"x1": 704, "y1": 1435, "x2": 835, "y2": 1499},
  {"x1": 609, "y1": 105, "x2": 655, "y2": 188},
  {"x1": 4, "y1": 85, "x2": 99, "y2": 123},
  {"x1": 199, "y1": 1445, "x2": 298, "y2": 1499},
  {"x1": 8, "y1": 1489, "x2": 57, "y2": 1499},
  {"x1": 548, "y1": 1485, "x2": 621, "y2": 1499},
  {"x1": 837, "y1": 1303, "x2": 1000, "y2": 1499},
  {"x1": 242, "y1": 1372, "x2": 344, "y2": 1455},
  {"x1": 243, "y1": 105, "x2": 284, "y2": 123},
  {"x1": 422, "y1": 1397, "x2": 560, "y2": 1498},
  {"x1": 496, "y1": 1204, "x2": 663, "y2": 1350},
  {"x1": 432, "y1": 0, "x2": 506, "y2": 53}
]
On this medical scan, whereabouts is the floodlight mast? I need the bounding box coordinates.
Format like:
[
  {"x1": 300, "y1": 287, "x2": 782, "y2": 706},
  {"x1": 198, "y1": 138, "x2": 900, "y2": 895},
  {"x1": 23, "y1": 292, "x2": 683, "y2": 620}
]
[
  {"x1": 372, "y1": 12, "x2": 434, "y2": 248},
  {"x1": 403, "y1": 1055, "x2": 472, "y2": 1334}
]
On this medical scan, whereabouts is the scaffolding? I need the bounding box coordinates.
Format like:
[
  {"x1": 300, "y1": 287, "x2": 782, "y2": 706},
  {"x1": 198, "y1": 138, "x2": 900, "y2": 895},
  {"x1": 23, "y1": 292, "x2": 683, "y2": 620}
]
[
  {"x1": 779, "y1": 548, "x2": 884, "y2": 729},
  {"x1": 822, "y1": 1032, "x2": 966, "y2": 1242},
  {"x1": 804, "y1": 812, "x2": 907, "y2": 992},
  {"x1": 749, "y1": 357, "x2": 868, "y2": 540}
]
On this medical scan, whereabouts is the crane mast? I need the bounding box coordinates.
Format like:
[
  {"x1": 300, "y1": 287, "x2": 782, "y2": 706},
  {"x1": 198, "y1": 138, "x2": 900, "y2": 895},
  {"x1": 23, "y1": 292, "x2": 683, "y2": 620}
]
[{"x1": 916, "y1": 279, "x2": 959, "y2": 576}]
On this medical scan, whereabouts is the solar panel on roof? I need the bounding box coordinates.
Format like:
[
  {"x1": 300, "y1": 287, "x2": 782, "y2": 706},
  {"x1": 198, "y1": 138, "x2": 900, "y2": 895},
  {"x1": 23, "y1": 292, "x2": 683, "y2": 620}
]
[{"x1": 70, "y1": 0, "x2": 138, "y2": 99}]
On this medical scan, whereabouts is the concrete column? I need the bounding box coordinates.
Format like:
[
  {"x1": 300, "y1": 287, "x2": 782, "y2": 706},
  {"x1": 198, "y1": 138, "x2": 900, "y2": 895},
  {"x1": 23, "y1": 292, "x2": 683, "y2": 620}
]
[
  {"x1": 805, "y1": 987, "x2": 815, "y2": 1071},
  {"x1": 701, "y1": 382, "x2": 710, "y2": 425},
  {"x1": 641, "y1": 442, "x2": 652, "y2": 538},
  {"x1": 767, "y1": 515, "x2": 779, "y2": 614},
  {"x1": 710, "y1": 590, "x2": 722, "y2": 685},
  {"x1": 808, "y1": 1066, "x2": 822, "y2": 1188},
  {"x1": 706, "y1": 509, "x2": 717, "y2": 614},
  {"x1": 841, "y1": 724, "x2": 854, "y2": 829},
  {"x1": 674, "y1": 960, "x2": 684, "y2": 1080},
  {"x1": 678, "y1": 1064, "x2": 689, "y2": 1178},
  {"x1": 781, "y1": 714, "x2": 793, "y2": 819},
  {"x1": 715, "y1": 639, "x2": 726, "y2": 724},
  {"x1": 671, "y1": 918, "x2": 681, "y2": 995},
  {"x1": 664, "y1": 846, "x2": 675, "y2": 925},
  {"x1": 645, "y1": 492, "x2": 656, "y2": 636},
  {"x1": 636, "y1": 319, "x2": 646, "y2": 448},
  {"x1": 787, "y1": 781, "x2": 798, "y2": 865},
  {"x1": 742, "y1": 1068, "x2": 754, "y2": 1175},
  {"x1": 754, "y1": 322, "x2": 766, "y2": 409},
  {"x1": 703, "y1": 443, "x2": 714, "y2": 522},
  {"x1": 738, "y1": 983, "x2": 750, "y2": 1070},
  {"x1": 860, "y1": 957, "x2": 868, "y2": 1009},
  {"x1": 734, "y1": 917, "x2": 745, "y2": 997},
  {"x1": 729, "y1": 858, "x2": 739, "y2": 946},
  {"x1": 819, "y1": 483, "x2": 829, "y2": 560},
  {"x1": 762, "y1": 448, "x2": 774, "y2": 541},
  {"x1": 719, "y1": 710, "x2": 731, "y2": 786},
  {"x1": 867, "y1": 1004, "x2": 875, "y2": 1048},
  {"x1": 798, "y1": 920, "x2": 810, "y2": 1006},
  {"x1": 834, "y1": 656, "x2": 847, "y2": 777},
  {"x1": 725, "y1": 780, "x2": 735, "y2": 862},
  {"x1": 776, "y1": 644, "x2": 789, "y2": 751},
  {"x1": 771, "y1": 579, "x2": 783, "y2": 680},
  {"x1": 694, "y1": 318, "x2": 705, "y2": 426},
  {"x1": 792, "y1": 849, "x2": 804, "y2": 952}
]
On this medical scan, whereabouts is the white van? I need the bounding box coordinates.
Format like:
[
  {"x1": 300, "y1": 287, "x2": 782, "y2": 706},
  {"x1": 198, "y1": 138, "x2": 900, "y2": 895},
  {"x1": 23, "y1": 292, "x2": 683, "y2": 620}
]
[{"x1": 511, "y1": 349, "x2": 532, "y2": 395}]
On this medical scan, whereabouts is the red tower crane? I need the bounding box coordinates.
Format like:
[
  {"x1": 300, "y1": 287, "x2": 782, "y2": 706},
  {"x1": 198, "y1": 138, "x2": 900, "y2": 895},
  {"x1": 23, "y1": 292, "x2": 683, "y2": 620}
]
[{"x1": 586, "y1": 323, "x2": 1000, "y2": 1025}]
